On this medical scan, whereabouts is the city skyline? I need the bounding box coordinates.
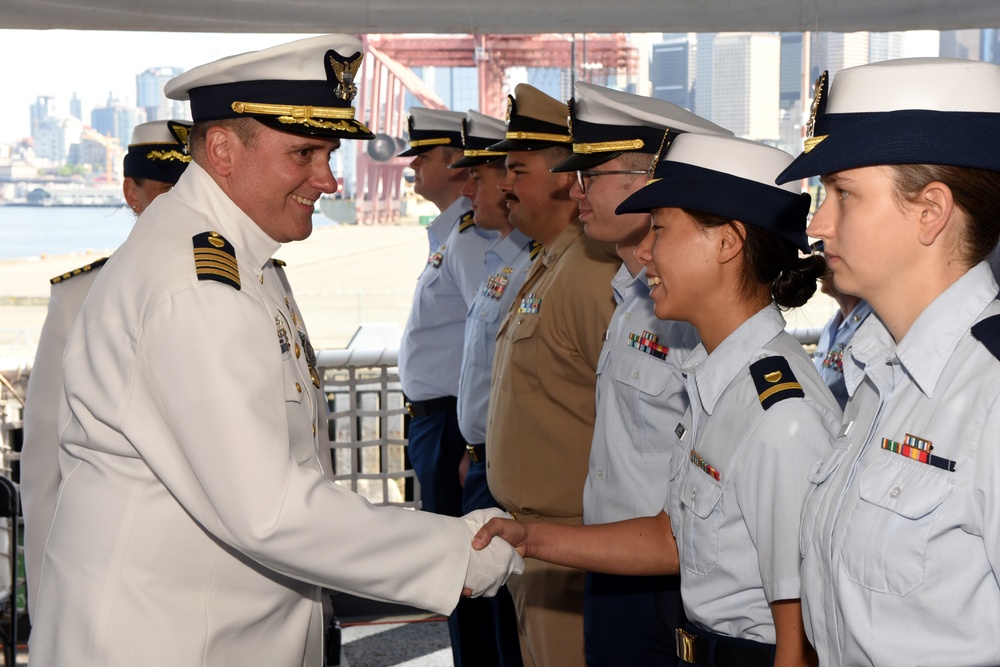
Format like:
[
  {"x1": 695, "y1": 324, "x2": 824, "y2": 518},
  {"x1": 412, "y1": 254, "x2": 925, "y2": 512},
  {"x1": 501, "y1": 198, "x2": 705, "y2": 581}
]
[{"x1": 0, "y1": 28, "x2": 960, "y2": 151}]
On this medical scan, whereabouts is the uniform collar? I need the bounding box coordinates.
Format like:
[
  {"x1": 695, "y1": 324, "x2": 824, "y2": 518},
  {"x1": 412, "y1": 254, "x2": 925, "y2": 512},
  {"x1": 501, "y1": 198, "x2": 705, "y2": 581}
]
[
  {"x1": 427, "y1": 196, "x2": 472, "y2": 245},
  {"x1": 685, "y1": 303, "x2": 787, "y2": 415},
  {"x1": 847, "y1": 262, "x2": 999, "y2": 398},
  {"x1": 492, "y1": 228, "x2": 533, "y2": 264},
  {"x1": 180, "y1": 161, "x2": 281, "y2": 273},
  {"x1": 540, "y1": 219, "x2": 585, "y2": 268}
]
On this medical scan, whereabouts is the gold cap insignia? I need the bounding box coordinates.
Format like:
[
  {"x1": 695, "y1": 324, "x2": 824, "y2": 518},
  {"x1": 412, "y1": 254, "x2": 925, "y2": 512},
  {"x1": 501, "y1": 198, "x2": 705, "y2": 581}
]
[{"x1": 326, "y1": 50, "x2": 363, "y2": 103}]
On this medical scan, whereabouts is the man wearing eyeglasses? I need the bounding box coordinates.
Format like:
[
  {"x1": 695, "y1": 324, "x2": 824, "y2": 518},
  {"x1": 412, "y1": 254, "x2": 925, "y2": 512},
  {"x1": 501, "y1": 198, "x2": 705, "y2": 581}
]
[
  {"x1": 550, "y1": 82, "x2": 732, "y2": 667},
  {"x1": 485, "y1": 83, "x2": 619, "y2": 667}
]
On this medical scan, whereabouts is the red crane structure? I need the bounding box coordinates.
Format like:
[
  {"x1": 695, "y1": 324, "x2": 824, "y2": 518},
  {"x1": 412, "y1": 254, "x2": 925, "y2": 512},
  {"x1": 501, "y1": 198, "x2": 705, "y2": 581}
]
[{"x1": 349, "y1": 33, "x2": 639, "y2": 225}]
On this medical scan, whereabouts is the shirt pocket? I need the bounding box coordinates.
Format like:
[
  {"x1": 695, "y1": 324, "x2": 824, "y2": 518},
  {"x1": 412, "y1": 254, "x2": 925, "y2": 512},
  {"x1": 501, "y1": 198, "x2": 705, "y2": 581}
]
[
  {"x1": 506, "y1": 314, "x2": 541, "y2": 393},
  {"x1": 612, "y1": 348, "x2": 677, "y2": 452},
  {"x1": 840, "y1": 452, "x2": 955, "y2": 595},
  {"x1": 799, "y1": 446, "x2": 848, "y2": 555},
  {"x1": 679, "y1": 465, "x2": 724, "y2": 576}
]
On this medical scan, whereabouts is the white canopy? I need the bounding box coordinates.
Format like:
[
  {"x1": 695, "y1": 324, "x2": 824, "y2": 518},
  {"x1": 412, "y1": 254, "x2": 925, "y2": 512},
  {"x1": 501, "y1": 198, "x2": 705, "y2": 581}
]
[{"x1": 3, "y1": 0, "x2": 999, "y2": 34}]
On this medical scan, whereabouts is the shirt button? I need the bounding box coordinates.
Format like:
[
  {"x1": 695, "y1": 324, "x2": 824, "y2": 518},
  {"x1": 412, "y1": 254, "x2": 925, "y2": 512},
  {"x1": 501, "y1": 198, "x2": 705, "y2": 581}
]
[
  {"x1": 624, "y1": 312, "x2": 631, "y2": 320},
  {"x1": 312, "y1": 424, "x2": 316, "y2": 436},
  {"x1": 295, "y1": 343, "x2": 301, "y2": 358},
  {"x1": 690, "y1": 490, "x2": 697, "y2": 501},
  {"x1": 632, "y1": 371, "x2": 639, "y2": 379},
  {"x1": 889, "y1": 486, "x2": 901, "y2": 498},
  {"x1": 597, "y1": 469, "x2": 603, "y2": 478},
  {"x1": 295, "y1": 382, "x2": 302, "y2": 393}
]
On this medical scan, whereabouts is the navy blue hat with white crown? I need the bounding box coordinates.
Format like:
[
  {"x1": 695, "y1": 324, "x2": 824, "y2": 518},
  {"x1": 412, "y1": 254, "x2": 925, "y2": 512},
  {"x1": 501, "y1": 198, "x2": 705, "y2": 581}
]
[
  {"x1": 397, "y1": 108, "x2": 467, "y2": 157},
  {"x1": 618, "y1": 133, "x2": 811, "y2": 252},
  {"x1": 778, "y1": 57, "x2": 1000, "y2": 183},
  {"x1": 164, "y1": 34, "x2": 374, "y2": 140},
  {"x1": 552, "y1": 82, "x2": 732, "y2": 172},
  {"x1": 123, "y1": 120, "x2": 192, "y2": 184}
]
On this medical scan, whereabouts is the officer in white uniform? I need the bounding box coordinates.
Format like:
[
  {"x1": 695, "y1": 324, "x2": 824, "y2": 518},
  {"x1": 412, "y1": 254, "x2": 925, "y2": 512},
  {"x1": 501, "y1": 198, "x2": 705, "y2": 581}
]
[
  {"x1": 453, "y1": 110, "x2": 534, "y2": 667},
  {"x1": 29, "y1": 35, "x2": 521, "y2": 667},
  {"x1": 549, "y1": 82, "x2": 728, "y2": 667},
  {"x1": 618, "y1": 133, "x2": 841, "y2": 666},
  {"x1": 778, "y1": 58, "x2": 1000, "y2": 666},
  {"x1": 20, "y1": 119, "x2": 191, "y2": 621}
]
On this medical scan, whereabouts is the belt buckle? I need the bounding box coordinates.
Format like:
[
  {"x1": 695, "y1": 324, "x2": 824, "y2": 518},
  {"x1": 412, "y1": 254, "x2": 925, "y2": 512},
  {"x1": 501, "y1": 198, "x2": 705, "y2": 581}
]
[
  {"x1": 465, "y1": 444, "x2": 481, "y2": 462},
  {"x1": 675, "y1": 628, "x2": 696, "y2": 663},
  {"x1": 405, "y1": 402, "x2": 415, "y2": 418}
]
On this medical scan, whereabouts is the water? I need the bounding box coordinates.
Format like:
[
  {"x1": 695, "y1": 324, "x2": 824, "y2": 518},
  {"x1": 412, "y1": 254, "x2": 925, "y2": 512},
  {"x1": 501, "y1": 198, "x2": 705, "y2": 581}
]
[
  {"x1": 0, "y1": 205, "x2": 135, "y2": 260},
  {"x1": 0, "y1": 205, "x2": 340, "y2": 261}
]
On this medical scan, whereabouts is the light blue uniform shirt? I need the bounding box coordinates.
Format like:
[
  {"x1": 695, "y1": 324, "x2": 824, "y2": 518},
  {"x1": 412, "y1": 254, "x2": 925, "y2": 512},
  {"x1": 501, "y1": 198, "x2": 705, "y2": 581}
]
[
  {"x1": 457, "y1": 229, "x2": 536, "y2": 445},
  {"x1": 398, "y1": 197, "x2": 497, "y2": 401},
  {"x1": 813, "y1": 300, "x2": 873, "y2": 408},
  {"x1": 583, "y1": 264, "x2": 699, "y2": 525},
  {"x1": 801, "y1": 262, "x2": 1000, "y2": 667},
  {"x1": 668, "y1": 304, "x2": 840, "y2": 643}
]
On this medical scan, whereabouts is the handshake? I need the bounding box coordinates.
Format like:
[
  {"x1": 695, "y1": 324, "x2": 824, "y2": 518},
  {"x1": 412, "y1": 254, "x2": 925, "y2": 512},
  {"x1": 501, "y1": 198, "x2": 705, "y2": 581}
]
[{"x1": 460, "y1": 508, "x2": 528, "y2": 597}]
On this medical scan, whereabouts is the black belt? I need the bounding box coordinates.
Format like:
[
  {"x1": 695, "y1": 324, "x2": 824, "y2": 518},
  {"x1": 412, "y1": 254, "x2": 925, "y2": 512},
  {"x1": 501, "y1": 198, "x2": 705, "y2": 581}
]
[
  {"x1": 405, "y1": 396, "x2": 457, "y2": 418},
  {"x1": 466, "y1": 443, "x2": 485, "y2": 462},
  {"x1": 676, "y1": 626, "x2": 775, "y2": 667}
]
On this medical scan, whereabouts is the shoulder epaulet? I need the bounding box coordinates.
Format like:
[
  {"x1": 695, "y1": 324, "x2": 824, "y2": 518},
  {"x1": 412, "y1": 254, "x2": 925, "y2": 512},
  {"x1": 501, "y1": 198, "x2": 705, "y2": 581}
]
[
  {"x1": 972, "y1": 314, "x2": 1000, "y2": 361},
  {"x1": 458, "y1": 210, "x2": 476, "y2": 233},
  {"x1": 271, "y1": 258, "x2": 287, "y2": 268},
  {"x1": 193, "y1": 231, "x2": 240, "y2": 290},
  {"x1": 529, "y1": 240, "x2": 543, "y2": 260},
  {"x1": 50, "y1": 256, "x2": 110, "y2": 285},
  {"x1": 750, "y1": 355, "x2": 804, "y2": 409}
]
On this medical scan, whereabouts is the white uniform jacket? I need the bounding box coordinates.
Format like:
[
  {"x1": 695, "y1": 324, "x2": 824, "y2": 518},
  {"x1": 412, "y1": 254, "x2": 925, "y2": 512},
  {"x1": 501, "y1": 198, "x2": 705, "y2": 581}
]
[
  {"x1": 21, "y1": 259, "x2": 105, "y2": 621},
  {"x1": 30, "y1": 163, "x2": 474, "y2": 666}
]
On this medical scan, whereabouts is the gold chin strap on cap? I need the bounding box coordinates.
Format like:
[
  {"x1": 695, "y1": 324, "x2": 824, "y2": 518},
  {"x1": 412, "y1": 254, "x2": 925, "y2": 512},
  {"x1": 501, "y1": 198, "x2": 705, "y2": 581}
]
[
  {"x1": 504, "y1": 131, "x2": 572, "y2": 143},
  {"x1": 463, "y1": 149, "x2": 507, "y2": 157},
  {"x1": 409, "y1": 138, "x2": 453, "y2": 148},
  {"x1": 230, "y1": 101, "x2": 367, "y2": 133},
  {"x1": 573, "y1": 139, "x2": 645, "y2": 154}
]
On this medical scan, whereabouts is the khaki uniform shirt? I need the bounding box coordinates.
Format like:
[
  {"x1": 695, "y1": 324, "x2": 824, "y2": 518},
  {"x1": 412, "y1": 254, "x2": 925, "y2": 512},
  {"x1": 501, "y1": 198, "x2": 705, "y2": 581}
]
[{"x1": 486, "y1": 220, "x2": 618, "y2": 519}]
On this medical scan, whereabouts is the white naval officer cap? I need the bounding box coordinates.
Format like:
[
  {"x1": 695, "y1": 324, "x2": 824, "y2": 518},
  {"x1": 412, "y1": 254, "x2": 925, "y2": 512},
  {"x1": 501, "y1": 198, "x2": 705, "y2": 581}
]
[
  {"x1": 778, "y1": 57, "x2": 1000, "y2": 183},
  {"x1": 123, "y1": 120, "x2": 192, "y2": 184},
  {"x1": 397, "y1": 107, "x2": 467, "y2": 157},
  {"x1": 552, "y1": 82, "x2": 733, "y2": 172},
  {"x1": 164, "y1": 34, "x2": 374, "y2": 140},
  {"x1": 618, "y1": 133, "x2": 811, "y2": 252},
  {"x1": 449, "y1": 111, "x2": 507, "y2": 168}
]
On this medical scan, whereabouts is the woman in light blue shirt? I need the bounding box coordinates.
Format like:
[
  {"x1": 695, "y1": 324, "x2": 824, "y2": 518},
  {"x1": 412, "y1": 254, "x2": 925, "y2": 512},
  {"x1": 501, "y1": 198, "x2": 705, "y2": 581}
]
[
  {"x1": 778, "y1": 57, "x2": 1000, "y2": 666},
  {"x1": 473, "y1": 131, "x2": 841, "y2": 667}
]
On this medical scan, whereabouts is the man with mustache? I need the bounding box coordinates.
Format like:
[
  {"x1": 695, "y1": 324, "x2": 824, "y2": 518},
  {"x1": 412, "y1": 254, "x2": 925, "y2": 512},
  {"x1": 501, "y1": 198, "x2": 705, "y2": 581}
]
[{"x1": 486, "y1": 83, "x2": 619, "y2": 667}]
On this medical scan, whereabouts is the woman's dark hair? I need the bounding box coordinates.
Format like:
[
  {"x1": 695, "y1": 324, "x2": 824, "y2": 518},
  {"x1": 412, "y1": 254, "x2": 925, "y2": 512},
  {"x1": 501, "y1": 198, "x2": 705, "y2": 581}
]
[
  {"x1": 686, "y1": 209, "x2": 826, "y2": 309},
  {"x1": 888, "y1": 164, "x2": 1000, "y2": 268}
]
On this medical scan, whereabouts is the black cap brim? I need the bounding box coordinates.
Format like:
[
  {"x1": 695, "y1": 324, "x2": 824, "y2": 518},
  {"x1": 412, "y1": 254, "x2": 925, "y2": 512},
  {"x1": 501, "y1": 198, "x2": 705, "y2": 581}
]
[
  {"x1": 619, "y1": 162, "x2": 811, "y2": 252},
  {"x1": 550, "y1": 150, "x2": 625, "y2": 172}
]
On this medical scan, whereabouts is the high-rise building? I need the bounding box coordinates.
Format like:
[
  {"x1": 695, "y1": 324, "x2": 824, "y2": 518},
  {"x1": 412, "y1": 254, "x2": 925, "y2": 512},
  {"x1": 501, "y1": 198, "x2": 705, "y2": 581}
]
[
  {"x1": 650, "y1": 34, "x2": 696, "y2": 109},
  {"x1": 939, "y1": 30, "x2": 982, "y2": 60},
  {"x1": 137, "y1": 66, "x2": 186, "y2": 122},
  {"x1": 711, "y1": 32, "x2": 781, "y2": 142},
  {"x1": 30, "y1": 96, "x2": 56, "y2": 138},
  {"x1": 694, "y1": 33, "x2": 716, "y2": 120},
  {"x1": 817, "y1": 32, "x2": 870, "y2": 75},
  {"x1": 34, "y1": 116, "x2": 83, "y2": 162},
  {"x1": 869, "y1": 32, "x2": 906, "y2": 63},
  {"x1": 69, "y1": 93, "x2": 84, "y2": 122},
  {"x1": 92, "y1": 95, "x2": 146, "y2": 147}
]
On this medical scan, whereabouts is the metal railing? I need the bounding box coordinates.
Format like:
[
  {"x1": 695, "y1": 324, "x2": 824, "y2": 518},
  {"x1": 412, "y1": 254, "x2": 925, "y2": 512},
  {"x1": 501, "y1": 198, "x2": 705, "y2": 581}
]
[{"x1": 317, "y1": 349, "x2": 419, "y2": 509}]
